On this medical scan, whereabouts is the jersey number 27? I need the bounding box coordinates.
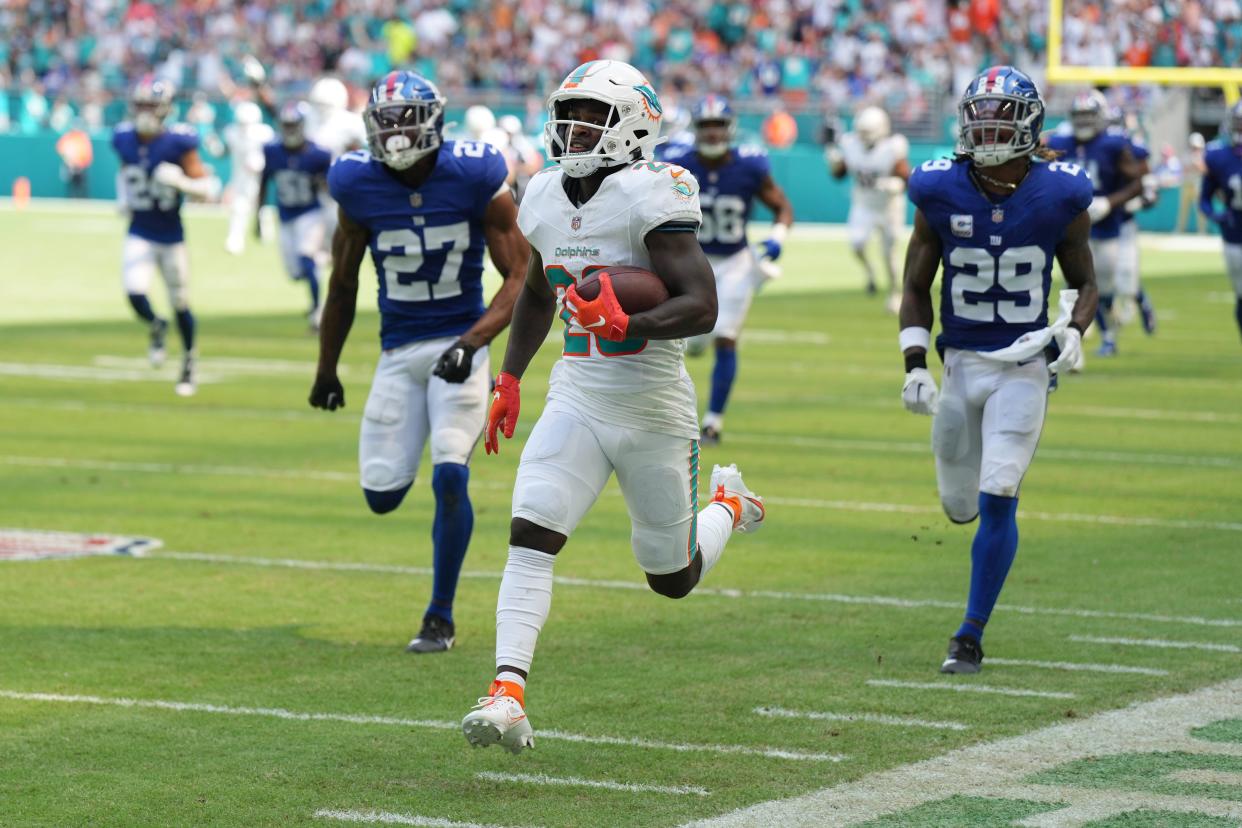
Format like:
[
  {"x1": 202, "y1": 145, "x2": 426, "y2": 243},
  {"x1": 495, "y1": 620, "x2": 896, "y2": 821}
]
[{"x1": 376, "y1": 223, "x2": 471, "y2": 302}]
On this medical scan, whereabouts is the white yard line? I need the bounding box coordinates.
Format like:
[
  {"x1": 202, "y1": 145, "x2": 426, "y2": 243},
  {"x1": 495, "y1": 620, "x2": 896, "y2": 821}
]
[
  {"x1": 1167, "y1": 769, "x2": 1242, "y2": 786},
  {"x1": 1057, "y1": 405, "x2": 1242, "y2": 425},
  {"x1": 313, "y1": 810, "x2": 530, "y2": 828},
  {"x1": 2, "y1": 396, "x2": 350, "y2": 424},
  {"x1": 685, "y1": 677, "x2": 1242, "y2": 827},
  {"x1": 0, "y1": 690, "x2": 841, "y2": 762},
  {"x1": 0, "y1": 361, "x2": 222, "y2": 384},
  {"x1": 150, "y1": 551, "x2": 1242, "y2": 629},
  {"x1": 1070, "y1": 635, "x2": 1242, "y2": 654},
  {"x1": 753, "y1": 706, "x2": 969, "y2": 731},
  {"x1": 865, "y1": 680, "x2": 1076, "y2": 700},
  {"x1": 9, "y1": 454, "x2": 1240, "y2": 533},
  {"x1": 474, "y1": 771, "x2": 709, "y2": 797},
  {"x1": 985, "y1": 658, "x2": 1169, "y2": 676}
]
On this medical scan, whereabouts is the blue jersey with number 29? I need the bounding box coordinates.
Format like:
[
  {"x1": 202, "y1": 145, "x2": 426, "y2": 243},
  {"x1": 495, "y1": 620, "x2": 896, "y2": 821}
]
[
  {"x1": 112, "y1": 123, "x2": 200, "y2": 244},
  {"x1": 328, "y1": 140, "x2": 509, "y2": 350},
  {"x1": 908, "y1": 158, "x2": 1094, "y2": 353},
  {"x1": 660, "y1": 144, "x2": 769, "y2": 256}
]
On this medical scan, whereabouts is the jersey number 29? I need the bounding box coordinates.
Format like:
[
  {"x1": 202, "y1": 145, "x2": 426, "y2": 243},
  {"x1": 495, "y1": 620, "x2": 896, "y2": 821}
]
[{"x1": 948, "y1": 245, "x2": 1045, "y2": 323}]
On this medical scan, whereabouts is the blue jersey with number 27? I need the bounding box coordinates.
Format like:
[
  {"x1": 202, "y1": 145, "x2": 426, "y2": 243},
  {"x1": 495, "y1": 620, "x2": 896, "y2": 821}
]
[
  {"x1": 659, "y1": 144, "x2": 770, "y2": 256},
  {"x1": 112, "y1": 123, "x2": 200, "y2": 244},
  {"x1": 262, "y1": 140, "x2": 332, "y2": 222},
  {"x1": 908, "y1": 158, "x2": 1094, "y2": 353},
  {"x1": 328, "y1": 140, "x2": 509, "y2": 350}
]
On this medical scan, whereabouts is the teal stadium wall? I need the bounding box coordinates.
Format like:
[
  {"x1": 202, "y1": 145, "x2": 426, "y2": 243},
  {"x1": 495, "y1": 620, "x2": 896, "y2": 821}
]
[{"x1": 0, "y1": 133, "x2": 1187, "y2": 231}]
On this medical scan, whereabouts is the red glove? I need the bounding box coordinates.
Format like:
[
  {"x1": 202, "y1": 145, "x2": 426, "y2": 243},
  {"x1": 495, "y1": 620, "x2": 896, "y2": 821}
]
[
  {"x1": 485, "y1": 371, "x2": 521, "y2": 455},
  {"x1": 564, "y1": 273, "x2": 630, "y2": 342}
]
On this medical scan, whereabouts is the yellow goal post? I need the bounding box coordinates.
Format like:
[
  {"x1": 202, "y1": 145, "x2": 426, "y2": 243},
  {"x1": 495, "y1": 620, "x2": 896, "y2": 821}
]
[{"x1": 1046, "y1": 0, "x2": 1242, "y2": 104}]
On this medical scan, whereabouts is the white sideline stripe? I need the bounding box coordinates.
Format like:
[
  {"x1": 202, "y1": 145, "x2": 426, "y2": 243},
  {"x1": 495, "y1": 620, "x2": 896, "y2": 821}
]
[
  {"x1": 151, "y1": 551, "x2": 1242, "y2": 630},
  {"x1": 1070, "y1": 635, "x2": 1242, "y2": 654},
  {"x1": 1167, "y1": 769, "x2": 1242, "y2": 787},
  {"x1": 753, "y1": 706, "x2": 969, "y2": 731},
  {"x1": 985, "y1": 658, "x2": 1170, "y2": 676},
  {"x1": 314, "y1": 810, "x2": 527, "y2": 828},
  {"x1": 865, "y1": 680, "x2": 1076, "y2": 700},
  {"x1": 474, "y1": 771, "x2": 709, "y2": 797},
  {"x1": 0, "y1": 690, "x2": 841, "y2": 762},
  {"x1": 686, "y1": 678, "x2": 1242, "y2": 827},
  {"x1": 8, "y1": 454, "x2": 1242, "y2": 534}
]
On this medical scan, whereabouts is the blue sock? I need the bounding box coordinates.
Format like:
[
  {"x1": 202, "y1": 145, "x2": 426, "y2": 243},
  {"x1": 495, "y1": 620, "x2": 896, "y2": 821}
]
[
  {"x1": 1136, "y1": 287, "x2": 1149, "y2": 308},
  {"x1": 1235, "y1": 298, "x2": 1242, "y2": 340},
  {"x1": 428, "y1": 463, "x2": 473, "y2": 623},
  {"x1": 1095, "y1": 294, "x2": 1113, "y2": 335},
  {"x1": 955, "y1": 492, "x2": 1020, "y2": 643},
  {"x1": 363, "y1": 483, "x2": 411, "y2": 515},
  {"x1": 708, "y1": 346, "x2": 738, "y2": 416},
  {"x1": 298, "y1": 255, "x2": 320, "y2": 309},
  {"x1": 128, "y1": 293, "x2": 157, "y2": 323},
  {"x1": 175, "y1": 309, "x2": 196, "y2": 352}
]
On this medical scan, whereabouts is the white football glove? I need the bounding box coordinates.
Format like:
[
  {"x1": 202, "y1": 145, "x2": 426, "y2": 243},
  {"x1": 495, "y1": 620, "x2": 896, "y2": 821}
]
[
  {"x1": 1048, "y1": 327, "x2": 1082, "y2": 375},
  {"x1": 902, "y1": 368, "x2": 939, "y2": 416}
]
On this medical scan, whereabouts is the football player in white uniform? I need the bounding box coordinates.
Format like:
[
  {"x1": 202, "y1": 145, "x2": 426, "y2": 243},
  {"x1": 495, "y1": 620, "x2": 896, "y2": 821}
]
[
  {"x1": 461, "y1": 60, "x2": 766, "y2": 754},
  {"x1": 307, "y1": 77, "x2": 366, "y2": 259},
  {"x1": 222, "y1": 100, "x2": 275, "y2": 255},
  {"x1": 827, "y1": 107, "x2": 910, "y2": 312}
]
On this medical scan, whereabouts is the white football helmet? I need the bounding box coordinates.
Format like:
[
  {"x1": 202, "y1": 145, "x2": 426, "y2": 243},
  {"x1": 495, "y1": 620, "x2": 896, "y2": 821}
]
[
  {"x1": 544, "y1": 60, "x2": 664, "y2": 178},
  {"x1": 854, "y1": 107, "x2": 890, "y2": 149},
  {"x1": 309, "y1": 77, "x2": 349, "y2": 113},
  {"x1": 498, "y1": 114, "x2": 523, "y2": 137},
  {"x1": 233, "y1": 100, "x2": 262, "y2": 126},
  {"x1": 465, "y1": 105, "x2": 496, "y2": 140}
]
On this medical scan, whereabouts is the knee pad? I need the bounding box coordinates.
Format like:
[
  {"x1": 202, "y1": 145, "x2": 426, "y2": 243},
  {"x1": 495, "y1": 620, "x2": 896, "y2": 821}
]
[
  {"x1": 932, "y1": 398, "x2": 970, "y2": 463},
  {"x1": 363, "y1": 483, "x2": 410, "y2": 515},
  {"x1": 430, "y1": 425, "x2": 476, "y2": 466},
  {"x1": 361, "y1": 458, "x2": 411, "y2": 493}
]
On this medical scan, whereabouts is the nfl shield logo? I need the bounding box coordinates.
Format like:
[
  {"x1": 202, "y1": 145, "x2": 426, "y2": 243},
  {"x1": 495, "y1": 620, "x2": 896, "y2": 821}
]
[
  {"x1": 992, "y1": 207, "x2": 1004, "y2": 223},
  {"x1": 571, "y1": 215, "x2": 582, "y2": 231},
  {"x1": 409, "y1": 193, "x2": 423, "y2": 208}
]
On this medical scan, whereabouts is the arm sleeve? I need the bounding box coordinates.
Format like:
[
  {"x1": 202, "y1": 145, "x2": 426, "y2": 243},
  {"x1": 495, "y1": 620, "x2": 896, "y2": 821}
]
[{"x1": 634, "y1": 166, "x2": 703, "y2": 239}]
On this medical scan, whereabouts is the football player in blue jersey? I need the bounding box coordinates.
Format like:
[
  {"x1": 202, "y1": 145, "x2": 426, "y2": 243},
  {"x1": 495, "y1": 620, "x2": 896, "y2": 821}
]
[
  {"x1": 899, "y1": 66, "x2": 1099, "y2": 674},
  {"x1": 1107, "y1": 107, "x2": 1159, "y2": 336},
  {"x1": 1045, "y1": 91, "x2": 1145, "y2": 357},
  {"x1": 257, "y1": 102, "x2": 333, "y2": 330},
  {"x1": 113, "y1": 75, "x2": 221, "y2": 396},
  {"x1": 309, "y1": 71, "x2": 530, "y2": 654},
  {"x1": 1200, "y1": 100, "x2": 1242, "y2": 342},
  {"x1": 661, "y1": 95, "x2": 794, "y2": 445}
]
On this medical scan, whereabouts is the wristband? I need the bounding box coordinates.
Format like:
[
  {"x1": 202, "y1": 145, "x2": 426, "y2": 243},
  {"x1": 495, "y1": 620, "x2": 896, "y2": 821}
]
[
  {"x1": 905, "y1": 352, "x2": 928, "y2": 372},
  {"x1": 898, "y1": 326, "x2": 931, "y2": 352},
  {"x1": 1068, "y1": 321, "x2": 1085, "y2": 336}
]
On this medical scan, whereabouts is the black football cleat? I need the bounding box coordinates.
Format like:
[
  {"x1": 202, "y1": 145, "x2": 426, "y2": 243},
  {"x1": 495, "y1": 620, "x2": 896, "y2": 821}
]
[
  {"x1": 406, "y1": 615, "x2": 455, "y2": 654},
  {"x1": 700, "y1": 425, "x2": 722, "y2": 446},
  {"x1": 940, "y1": 635, "x2": 983, "y2": 674},
  {"x1": 148, "y1": 318, "x2": 169, "y2": 367}
]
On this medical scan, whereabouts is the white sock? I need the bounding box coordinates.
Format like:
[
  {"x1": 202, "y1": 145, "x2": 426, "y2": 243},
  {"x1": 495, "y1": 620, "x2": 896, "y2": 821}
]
[
  {"x1": 495, "y1": 545, "x2": 556, "y2": 674},
  {"x1": 695, "y1": 502, "x2": 735, "y2": 579},
  {"x1": 495, "y1": 671, "x2": 526, "y2": 689}
]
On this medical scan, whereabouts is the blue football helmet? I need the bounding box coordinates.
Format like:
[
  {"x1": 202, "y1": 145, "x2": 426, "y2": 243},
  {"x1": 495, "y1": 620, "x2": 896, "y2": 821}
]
[
  {"x1": 132, "y1": 74, "x2": 176, "y2": 137},
  {"x1": 1226, "y1": 99, "x2": 1242, "y2": 146},
  {"x1": 958, "y1": 66, "x2": 1044, "y2": 167},
  {"x1": 1069, "y1": 89, "x2": 1109, "y2": 142},
  {"x1": 693, "y1": 94, "x2": 736, "y2": 159},
  {"x1": 365, "y1": 71, "x2": 446, "y2": 170},
  {"x1": 278, "y1": 101, "x2": 309, "y2": 149}
]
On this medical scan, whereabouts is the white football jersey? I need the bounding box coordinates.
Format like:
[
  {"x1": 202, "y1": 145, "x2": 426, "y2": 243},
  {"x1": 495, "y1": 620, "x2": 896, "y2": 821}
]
[
  {"x1": 224, "y1": 122, "x2": 275, "y2": 181},
  {"x1": 311, "y1": 109, "x2": 366, "y2": 159},
  {"x1": 518, "y1": 161, "x2": 703, "y2": 440},
  {"x1": 840, "y1": 132, "x2": 909, "y2": 209}
]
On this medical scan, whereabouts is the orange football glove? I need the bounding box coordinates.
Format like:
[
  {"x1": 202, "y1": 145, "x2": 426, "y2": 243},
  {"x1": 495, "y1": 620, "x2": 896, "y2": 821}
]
[
  {"x1": 485, "y1": 371, "x2": 521, "y2": 455},
  {"x1": 564, "y1": 273, "x2": 630, "y2": 342}
]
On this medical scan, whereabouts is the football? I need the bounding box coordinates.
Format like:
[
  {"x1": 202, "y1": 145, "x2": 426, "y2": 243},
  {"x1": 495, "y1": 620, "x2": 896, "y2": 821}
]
[{"x1": 574, "y1": 266, "x2": 670, "y2": 314}]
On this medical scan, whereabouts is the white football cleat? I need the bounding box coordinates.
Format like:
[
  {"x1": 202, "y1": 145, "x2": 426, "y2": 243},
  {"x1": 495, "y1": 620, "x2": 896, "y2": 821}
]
[
  {"x1": 710, "y1": 463, "x2": 765, "y2": 533},
  {"x1": 462, "y1": 692, "x2": 534, "y2": 754},
  {"x1": 174, "y1": 353, "x2": 197, "y2": 397}
]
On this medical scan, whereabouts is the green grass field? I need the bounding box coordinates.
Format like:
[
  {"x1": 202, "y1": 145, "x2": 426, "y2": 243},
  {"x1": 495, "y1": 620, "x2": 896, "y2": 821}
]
[{"x1": 1, "y1": 203, "x2": 1241, "y2": 827}]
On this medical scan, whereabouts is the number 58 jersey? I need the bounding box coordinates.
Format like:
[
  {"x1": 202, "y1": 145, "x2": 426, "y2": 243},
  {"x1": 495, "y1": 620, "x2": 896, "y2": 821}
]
[
  {"x1": 908, "y1": 158, "x2": 1093, "y2": 353},
  {"x1": 328, "y1": 141, "x2": 509, "y2": 350},
  {"x1": 518, "y1": 161, "x2": 703, "y2": 440}
]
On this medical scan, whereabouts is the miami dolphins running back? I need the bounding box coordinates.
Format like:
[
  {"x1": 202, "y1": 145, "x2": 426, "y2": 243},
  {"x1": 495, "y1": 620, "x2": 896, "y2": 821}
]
[
  {"x1": 899, "y1": 66, "x2": 1098, "y2": 674},
  {"x1": 310, "y1": 71, "x2": 530, "y2": 654},
  {"x1": 1200, "y1": 100, "x2": 1242, "y2": 343},
  {"x1": 113, "y1": 75, "x2": 221, "y2": 396},
  {"x1": 661, "y1": 95, "x2": 794, "y2": 445},
  {"x1": 258, "y1": 101, "x2": 333, "y2": 329}
]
